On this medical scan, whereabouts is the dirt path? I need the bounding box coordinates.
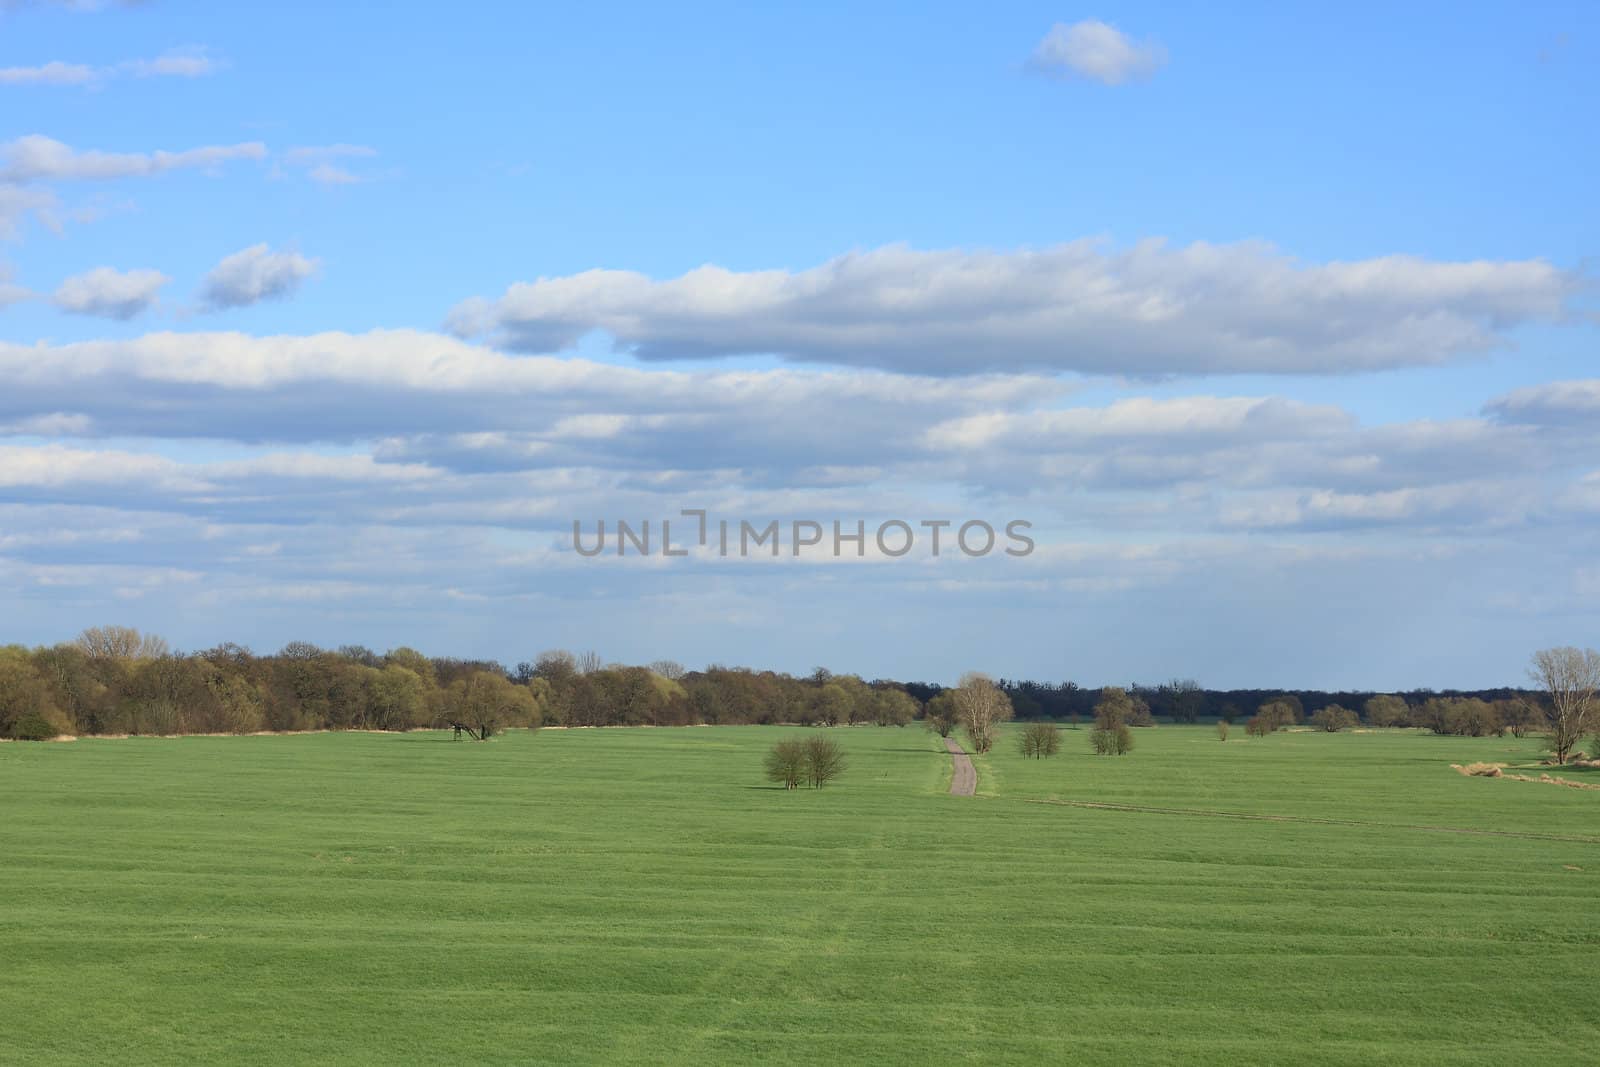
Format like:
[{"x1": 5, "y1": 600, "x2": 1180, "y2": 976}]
[{"x1": 945, "y1": 737, "x2": 976, "y2": 796}]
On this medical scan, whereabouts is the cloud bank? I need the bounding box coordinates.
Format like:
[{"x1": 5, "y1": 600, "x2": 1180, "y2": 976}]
[{"x1": 448, "y1": 241, "x2": 1575, "y2": 376}]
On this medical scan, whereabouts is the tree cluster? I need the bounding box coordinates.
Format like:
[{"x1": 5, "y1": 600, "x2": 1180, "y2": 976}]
[
  {"x1": 0, "y1": 630, "x2": 927, "y2": 740},
  {"x1": 763, "y1": 735, "x2": 847, "y2": 789}
]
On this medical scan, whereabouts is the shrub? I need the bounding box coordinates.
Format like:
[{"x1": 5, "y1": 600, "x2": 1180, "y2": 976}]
[
  {"x1": 1216, "y1": 720, "x2": 1229, "y2": 741},
  {"x1": 1309, "y1": 705, "x2": 1358, "y2": 732},
  {"x1": 924, "y1": 692, "x2": 959, "y2": 738},
  {"x1": 1245, "y1": 715, "x2": 1269, "y2": 738},
  {"x1": 1257, "y1": 700, "x2": 1298, "y2": 732},
  {"x1": 803, "y1": 735, "x2": 847, "y2": 788},
  {"x1": 764, "y1": 738, "x2": 806, "y2": 790},
  {"x1": 1090, "y1": 724, "x2": 1133, "y2": 756},
  {"x1": 1363, "y1": 694, "x2": 1410, "y2": 728},
  {"x1": 1020, "y1": 722, "x2": 1061, "y2": 759},
  {"x1": 1419, "y1": 697, "x2": 1503, "y2": 737},
  {"x1": 8, "y1": 712, "x2": 58, "y2": 741}
]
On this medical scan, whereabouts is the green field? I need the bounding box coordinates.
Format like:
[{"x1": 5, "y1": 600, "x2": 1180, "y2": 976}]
[{"x1": 3, "y1": 725, "x2": 1598, "y2": 1065}]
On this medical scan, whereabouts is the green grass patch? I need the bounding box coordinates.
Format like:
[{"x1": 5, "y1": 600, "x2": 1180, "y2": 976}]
[{"x1": 2, "y1": 724, "x2": 1597, "y2": 1064}]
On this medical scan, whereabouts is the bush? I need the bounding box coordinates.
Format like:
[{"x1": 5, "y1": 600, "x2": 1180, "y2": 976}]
[
  {"x1": 1216, "y1": 720, "x2": 1229, "y2": 741},
  {"x1": 1363, "y1": 694, "x2": 1410, "y2": 728},
  {"x1": 1257, "y1": 700, "x2": 1298, "y2": 731},
  {"x1": 764, "y1": 738, "x2": 806, "y2": 790},
  {"x1": 1245, "y1": 715, "x2": 1269, "y2": 738},
  {"x1": 1309, "y1": 705, "x2": 1358, "y2": 732},
  {"x1": 1019, "y1": 722, "x2": 1061, "y2": 759},
  {"x1": 8, "y1": 712, "x2": 58, "y2": 741},
  {"x1": 804, "y1": 735, "x2": 847, "y2": 787},
  {"x1": 1419, "y1": 697, "x2": 1503, "y2": 737},
  {"x1": 1090, "y1": 724, "x2": 1133, "y2": 756}
]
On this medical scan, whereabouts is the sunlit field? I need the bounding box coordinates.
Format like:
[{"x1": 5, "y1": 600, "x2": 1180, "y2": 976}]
[{"x1": 3, "y1": 725, "x2": 1598, "y2": 1065}]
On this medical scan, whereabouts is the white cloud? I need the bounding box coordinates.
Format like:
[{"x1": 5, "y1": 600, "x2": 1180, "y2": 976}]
[
  {"x1": 1030, "y1": 20, "x2": 1168, "y2": 85},
  {"x1": 0, "y1": 1, "x2": 148, "y2": 10},
  {"x1": 53, "y1": 265, "x2": 168, "y2": 319},
  {"x1": 306, "y1": 163, "x2": 361, "y2": 185},
  {"x1": 283, "y1": 144, "x2": 376, "y2": 166},
  {"x1": 0, "y1": 262, "x2": 31, "y2": 307},
  {"x1": 120, "y1": 48, "x2": 221, "y2": 78},
  {"x1": 0, "y1": 412, "x2": 93, "y2": 435},
  {"x1": 0, "y1": 185, "x2": 58, "y2": 239},
  {"x1": 0, "y1": 443, "x2": 208, "y2": 492},
  {"x1": 0, "y1": 61, "x2": 97, "y2": 86},
  {"x1": 448, "y1": 240, "x2": 1576, "y2": 376},
  {"x1": 199, "y1": 244, "x2": 318, "y2": 309},
  {"x1": 0, "y1": 49, "x2": 220, "y2": 87},
  {"x1": 0, "y1": 135, "x2": 265, "y2": 182},
  {"x1": 1486, "y1": 378, "x2": 1600, "y2": 427},
  {"x1": 280, "y1": 144, "x2": 377, "y2": 185}
]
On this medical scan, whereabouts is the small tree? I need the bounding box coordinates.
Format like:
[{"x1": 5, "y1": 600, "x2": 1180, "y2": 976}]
[
  {"x1": 1529, "y1": 647, "x2": 1600, "y2": 765},
  {"x1": 1309, "y1": 704, "x2": 1358, "y2": 732},
  {"x1": 872, "y1": 688, "x2": 918, "y2": 727},
  {"x1": 1094, "y1": 687, "x2": 1132, "y2": 730},
  {"x1": 1090, "y1": 724, "x2": 1133, "y2": 755},
  {"x1": 1363, "y1": 694, "x2": 1409, "y2": 728},
  {"x1": 1499, "y1": 697, "x2": 1545, "y2": 740},
  {"x1": 764, "y1": 738, "x2": 806, "y2": 790},
  {"x1": 924, "y1": 692, "x2": 959, "y2": 738},
  {"x1": 1216, "y1": 720, "x2": 1229, "y2": 741},
  {"x1": 1257, "y1": 699, "x2": 1298, "y2": 732},
  {"x1": 1020, "y1": 722, "x2": 1061, "y2": 759},
  {"x1": 1245, "y1": 715, "x2": 1269, "y2": 738},
  {"x1": 445, "y1": 670, "x2": 535, "y2": 739},
  {"x1": 804, "y1": 735, "x2": 847, "y2": 787}
]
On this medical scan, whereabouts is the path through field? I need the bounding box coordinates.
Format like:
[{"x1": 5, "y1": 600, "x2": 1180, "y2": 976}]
[{"x1": 944, "y1": 736, "x2": 975, "y2": 795}]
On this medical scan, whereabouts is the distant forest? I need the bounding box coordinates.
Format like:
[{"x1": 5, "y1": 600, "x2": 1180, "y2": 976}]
[{"x1": 0, "y1": 626, "x2": 1544, "y2": 741}]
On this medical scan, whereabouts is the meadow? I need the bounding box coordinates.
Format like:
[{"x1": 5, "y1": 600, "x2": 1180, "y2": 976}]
[{"x1": 2, "y1": 724, "x2": 1597, "y2": 1065}]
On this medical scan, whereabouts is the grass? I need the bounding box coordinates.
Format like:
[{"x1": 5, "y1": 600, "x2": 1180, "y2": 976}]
[{"x1": 2, "y1": 724, "x2": 1598, "y2": 1065}]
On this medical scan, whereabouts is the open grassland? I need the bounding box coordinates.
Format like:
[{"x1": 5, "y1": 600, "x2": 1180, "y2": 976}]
[{"x1": 2, "y1": 725, "x2": 1598, "y2": 1065}]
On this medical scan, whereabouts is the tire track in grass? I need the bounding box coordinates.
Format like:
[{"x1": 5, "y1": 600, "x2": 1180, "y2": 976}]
[{"x1": 1023, "y1": 798, "x2": 1600, "y2": 844}]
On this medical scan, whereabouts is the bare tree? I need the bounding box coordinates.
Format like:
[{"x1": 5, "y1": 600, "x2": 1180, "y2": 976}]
[
  {"x1": 648, "y1": 659, "x2": 685, "y2": 681},
  {"x1": 1529, "y1": 647, "x2": 1600, "y2": 765},
  {"x1": 953, "y1": 672, "x2": 1012, "y2": 754},
  {"x1": 576, "y1": 650, "x2": 603, "y2": 675},
  {"x1": 74, "y1": 625, "x2": 168, "y2": 661}
]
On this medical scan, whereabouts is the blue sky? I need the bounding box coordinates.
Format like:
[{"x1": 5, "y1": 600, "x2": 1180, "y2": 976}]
[{"x1": 1, "y1": 1, "x2": 1596, "y2": 688}]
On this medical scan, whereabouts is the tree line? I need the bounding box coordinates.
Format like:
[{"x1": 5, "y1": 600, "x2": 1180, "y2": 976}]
[{"x1": 1, "y1": 629, "x2": 1595, "y2": 766}]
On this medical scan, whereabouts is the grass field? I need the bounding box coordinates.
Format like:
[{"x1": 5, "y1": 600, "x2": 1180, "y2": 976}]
[{"x1": 3, "y1": 724, "x2": 1598, "y2": 1065}]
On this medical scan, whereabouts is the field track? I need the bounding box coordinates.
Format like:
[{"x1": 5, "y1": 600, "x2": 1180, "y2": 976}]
[{"x1": 945, "y1": 736, "x2": 975, "y2": 795}]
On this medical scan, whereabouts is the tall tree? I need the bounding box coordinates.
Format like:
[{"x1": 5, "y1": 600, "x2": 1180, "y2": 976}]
[
  {"x1": 1529, "y1": 647, "x2": 1600, "y2": 765},
  {"x1": 953, "y1": 672, "x2": 1012, "y2": 754}
]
